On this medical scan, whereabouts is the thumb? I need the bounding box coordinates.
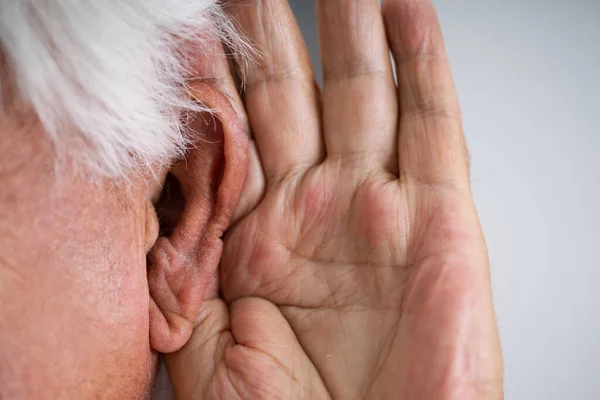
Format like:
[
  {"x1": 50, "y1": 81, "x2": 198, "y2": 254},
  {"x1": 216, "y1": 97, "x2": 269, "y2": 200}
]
[{"x1": 164, "y1": 299, "x2": 233, "y2": 399}]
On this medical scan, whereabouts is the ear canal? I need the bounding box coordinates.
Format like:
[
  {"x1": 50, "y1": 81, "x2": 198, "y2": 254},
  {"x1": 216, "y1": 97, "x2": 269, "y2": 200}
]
[{"x1": 147, "y1": 82, "x2": 248, "y2": 354}]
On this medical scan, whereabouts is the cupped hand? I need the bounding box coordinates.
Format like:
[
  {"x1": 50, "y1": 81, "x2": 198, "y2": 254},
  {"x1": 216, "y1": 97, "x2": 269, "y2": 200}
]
[{"x1": 166, "y1": 1, "x2": 503, "y2": 399}]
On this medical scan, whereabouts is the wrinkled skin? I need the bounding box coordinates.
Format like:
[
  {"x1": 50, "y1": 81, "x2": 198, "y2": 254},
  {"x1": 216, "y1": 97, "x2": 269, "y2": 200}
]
[
  {"x1": 0, "y1": 51, "x2": 245, "y2": 400},
  {"x1": 0, "y1": 0, "x2": 503, "y2": 398},
  {"x1": 166, "y1": 0, "x2": 503, "y2": 399},
  {"x1": 0, "y1": 83, "x2": 246, "y2": 398},
  {"x1": 0, "y1": 120, "x2": 160, "y2": 398}
]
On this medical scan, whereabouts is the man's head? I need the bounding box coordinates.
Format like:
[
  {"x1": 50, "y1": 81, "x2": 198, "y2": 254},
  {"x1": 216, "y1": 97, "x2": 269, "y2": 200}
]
[{"x1": 0, "y1": 1, "x2": 248, "y2": 397}]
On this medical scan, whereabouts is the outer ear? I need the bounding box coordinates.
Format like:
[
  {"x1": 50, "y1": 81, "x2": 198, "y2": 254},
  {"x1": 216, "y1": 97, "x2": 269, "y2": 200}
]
[{"x1": 148, "y1": 82, "x2": 247, "y2": 354}]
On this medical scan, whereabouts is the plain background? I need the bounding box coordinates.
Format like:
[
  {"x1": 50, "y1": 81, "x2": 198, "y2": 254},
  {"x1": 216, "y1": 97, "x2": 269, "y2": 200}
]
[{"x1": 286, "y1": 1, "x2": 599, "y2": 399}]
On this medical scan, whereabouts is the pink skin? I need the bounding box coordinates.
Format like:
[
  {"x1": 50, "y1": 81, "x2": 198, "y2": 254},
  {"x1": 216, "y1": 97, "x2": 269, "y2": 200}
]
[
  {"x1": 0, "y1": 77, "x2": 247, "y2": 397},
  {"x1": 164, "y1": 0, "x2": 503, "y2": 399},
  {"x1": 0, "y1": 0, "x2": 503, "y2": 398},
  {"x1": 0, "y1": 120, "x2": 159, "y2": 398}
]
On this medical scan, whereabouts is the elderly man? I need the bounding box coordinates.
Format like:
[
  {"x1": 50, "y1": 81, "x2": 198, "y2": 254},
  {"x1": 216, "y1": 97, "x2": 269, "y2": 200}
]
[{"x1": 0, "y1": 0, "x2": 503, "y2": 398}]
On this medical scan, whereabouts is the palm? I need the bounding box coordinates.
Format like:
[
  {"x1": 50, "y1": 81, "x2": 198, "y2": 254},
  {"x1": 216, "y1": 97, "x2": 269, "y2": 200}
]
[
  {"x1": 224, "y1": 167, "x2": 410, "y2": 310},
  {"x1": 165, "y1": 1, "x2": 502, "y2": 399},
  {"x1": 216, "y1": 164, "x2": 493, "y2": 398}
]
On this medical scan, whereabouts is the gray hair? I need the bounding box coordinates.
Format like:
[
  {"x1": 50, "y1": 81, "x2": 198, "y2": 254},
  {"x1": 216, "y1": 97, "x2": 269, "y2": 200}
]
[{"x1": 0, "y1": 0, "x2": 248, "y2": 178}]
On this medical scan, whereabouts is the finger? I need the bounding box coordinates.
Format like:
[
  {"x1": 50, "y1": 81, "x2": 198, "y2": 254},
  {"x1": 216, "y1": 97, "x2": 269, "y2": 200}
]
[
  {"x1": 226, "y1": 0, "x2": 323, "y2": 183},
  {"x1": 317, "y1": 0, "x2": 398, "y2": 172},
  {"x1": 227, "y1": 298, "x2": 330, "y2": 399},
  {"x1": 383, "y1": 0, "x2": 469, "y2": 188},
  {"x1": 165, "y1": 298, "x2": 331, "y2": 399},
  {"x1": 165, "y1": 299, "x2": 233, "y2": 399}
]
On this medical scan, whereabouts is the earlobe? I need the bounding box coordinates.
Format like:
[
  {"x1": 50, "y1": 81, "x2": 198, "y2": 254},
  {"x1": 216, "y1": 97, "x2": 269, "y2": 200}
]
[{"x1": 147, "y1": 82, "x2": 248, "y2": 354}]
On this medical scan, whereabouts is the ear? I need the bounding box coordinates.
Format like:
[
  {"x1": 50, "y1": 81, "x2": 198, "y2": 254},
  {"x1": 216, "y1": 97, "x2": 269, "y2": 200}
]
[{"x1": 147, "y1": 82, "x2": 247, "y2": 354}]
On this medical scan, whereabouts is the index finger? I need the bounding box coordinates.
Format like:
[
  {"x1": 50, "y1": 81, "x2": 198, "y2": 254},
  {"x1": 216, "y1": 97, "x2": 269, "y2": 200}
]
[
  {"x1": 225, "y1": 0, "x2": 323, "y2": 184},
  {"x1": 383, "y1": 0, "x2": 470, "y2": 190}
]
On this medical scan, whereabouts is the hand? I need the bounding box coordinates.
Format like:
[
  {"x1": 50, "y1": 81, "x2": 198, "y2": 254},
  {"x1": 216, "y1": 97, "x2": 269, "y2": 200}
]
[{"x1": 166, "y1": 0, "x2": 503, "y2": 398}]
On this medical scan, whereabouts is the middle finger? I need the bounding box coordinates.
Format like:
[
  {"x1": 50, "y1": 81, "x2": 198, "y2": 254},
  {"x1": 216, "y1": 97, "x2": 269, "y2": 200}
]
[{"x1": 318, "y1": 0, "x2": 398, "y2": 173}]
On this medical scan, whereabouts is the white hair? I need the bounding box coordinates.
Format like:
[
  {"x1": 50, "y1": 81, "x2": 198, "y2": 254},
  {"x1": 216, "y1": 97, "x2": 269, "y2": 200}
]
[{"x1": 0, "y1": 0, "x2": 247, "y2": 178}]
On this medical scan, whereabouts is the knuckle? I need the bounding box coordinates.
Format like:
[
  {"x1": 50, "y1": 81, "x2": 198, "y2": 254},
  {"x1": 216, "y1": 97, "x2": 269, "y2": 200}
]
[
  {"x1": 402, "y1": 98, "x2": 459, "y2": 120},
  {"x1": 244, "y1": 65, "x2": 308, "y2": 91},
  {"x1": 384, "y1": 0, "x2": 443, "y2": 63},
  {"x1": 323, "y1": 60, "x2": 388, "y2": 82}
]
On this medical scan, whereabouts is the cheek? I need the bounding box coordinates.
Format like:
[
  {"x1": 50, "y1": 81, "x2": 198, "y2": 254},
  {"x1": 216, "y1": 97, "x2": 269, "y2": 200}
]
[
  {"x1": 66, "y1": 203, "x2": 159, "y2": 397},
  {"x1": 1, "y1": 236, "x2": 157, "y2": 399},
  {"x1": 94, "y1": 246, "x2": 158, "y2": 398},
  {"x1": 0, "y1": 183, "x2": 158, "y2": 398}
]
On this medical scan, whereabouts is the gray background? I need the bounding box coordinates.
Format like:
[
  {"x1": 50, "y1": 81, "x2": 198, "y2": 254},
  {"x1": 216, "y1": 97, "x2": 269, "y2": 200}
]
[{"x1": 287, "y1": 1, "x2": 599, "y2": 399}]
